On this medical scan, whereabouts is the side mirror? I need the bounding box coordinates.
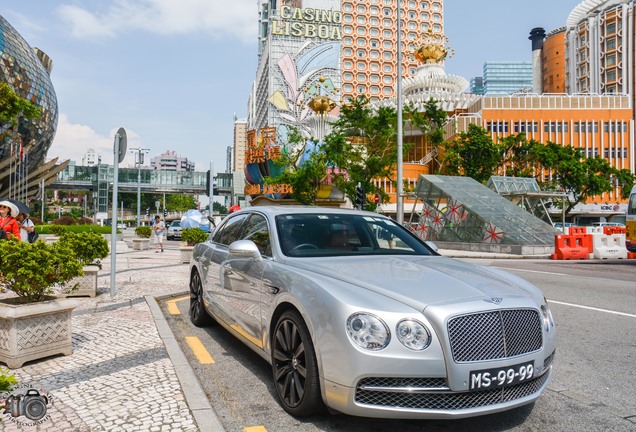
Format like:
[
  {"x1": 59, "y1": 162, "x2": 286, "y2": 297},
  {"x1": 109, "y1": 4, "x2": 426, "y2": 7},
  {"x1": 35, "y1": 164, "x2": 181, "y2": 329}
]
[{"x1": 228, "y1": 240, "x2": 262, "y2": 259}]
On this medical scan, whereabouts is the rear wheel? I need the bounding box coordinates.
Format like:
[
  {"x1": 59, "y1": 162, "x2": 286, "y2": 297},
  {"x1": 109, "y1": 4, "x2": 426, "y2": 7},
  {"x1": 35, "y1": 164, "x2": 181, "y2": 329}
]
[
  {"x1": 271, "y1": 311, "x2": 323, "y2": 417},
  {"x1": 189, "y1": 270, "x2": 212, "y2": 327}
]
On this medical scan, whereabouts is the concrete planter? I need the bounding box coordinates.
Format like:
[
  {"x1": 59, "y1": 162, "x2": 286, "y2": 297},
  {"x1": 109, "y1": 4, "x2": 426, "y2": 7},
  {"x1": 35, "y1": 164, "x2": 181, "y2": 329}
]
[
  {"x1": 132, "y1": 238, "x2": 150, "y2": 250},
  {"x1": 179, "y1": 245, "x2": 194, "y2": 264},
  {"x1": 0, "y1": 297, "x2": 79, "y2": 369},
  {"x1": 61, "y1": 265, "x2": 99, "y2": 298}
]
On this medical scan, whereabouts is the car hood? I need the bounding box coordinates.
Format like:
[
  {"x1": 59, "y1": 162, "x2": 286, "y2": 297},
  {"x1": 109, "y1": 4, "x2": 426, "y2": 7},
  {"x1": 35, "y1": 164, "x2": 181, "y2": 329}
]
[{"x1": 287, "y1": 255, "x2": 541, "y2": 311}]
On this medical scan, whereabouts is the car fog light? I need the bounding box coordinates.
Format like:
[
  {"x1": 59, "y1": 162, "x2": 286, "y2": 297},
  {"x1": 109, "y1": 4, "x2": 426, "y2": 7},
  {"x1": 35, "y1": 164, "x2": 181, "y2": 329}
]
[
  {"x1": 396, "y1": 319, "x2": 431, "y2": 351},
  {"x1": 346, "y1": 313, "x2": 390, "y2": 350}
]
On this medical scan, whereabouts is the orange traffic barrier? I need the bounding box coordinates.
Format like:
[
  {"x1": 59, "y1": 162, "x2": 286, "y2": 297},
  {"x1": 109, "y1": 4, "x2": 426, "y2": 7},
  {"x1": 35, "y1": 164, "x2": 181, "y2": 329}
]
[
  {"x1": 628, "y1": 252, "x2": 636, "y2": 259},
  {"x1": 568, "y1": 226, "x2": 587, "y2": 236},
  {"x1": 551, "y1": 234, "x2": 592, "y2": 260},
  {"x1": 603, "y1": 226, "x2": 626, "y2": 236}
]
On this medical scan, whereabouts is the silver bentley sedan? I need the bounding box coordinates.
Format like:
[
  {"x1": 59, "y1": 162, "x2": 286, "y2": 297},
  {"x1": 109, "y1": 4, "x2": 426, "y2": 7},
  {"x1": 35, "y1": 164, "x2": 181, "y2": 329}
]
[{"x1": 188, "y1": 206, "x2": 556, "y2": 419}]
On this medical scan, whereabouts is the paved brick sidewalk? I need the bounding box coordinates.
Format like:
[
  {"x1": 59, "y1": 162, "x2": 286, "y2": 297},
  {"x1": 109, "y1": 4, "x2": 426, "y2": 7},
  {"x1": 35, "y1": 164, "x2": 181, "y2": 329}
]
[{"x1": 1, "y1": 244, "x2": 200, "y2": 431}]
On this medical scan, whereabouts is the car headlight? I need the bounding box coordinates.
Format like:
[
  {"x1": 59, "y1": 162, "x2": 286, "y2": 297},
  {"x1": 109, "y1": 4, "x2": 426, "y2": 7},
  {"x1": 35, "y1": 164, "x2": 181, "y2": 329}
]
[
  {"x1": 346, "y1": 313, "x2": 390, "y2": 350},
  {"x1": 541, "y1": 297, "x2": 555, "y2": 332},
  {"x1": 396, "y1": 319, "x2": 431, "y2": 351}
]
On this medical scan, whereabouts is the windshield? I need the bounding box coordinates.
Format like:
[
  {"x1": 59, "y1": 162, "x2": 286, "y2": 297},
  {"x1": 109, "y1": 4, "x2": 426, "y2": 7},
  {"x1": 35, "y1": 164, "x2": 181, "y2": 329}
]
[
  {"x1": 171, "y1": 221, "x2": 180, "y2": 227},
  {"x1": 275, "y1": 213, "x2": 436, "y2": 257}
]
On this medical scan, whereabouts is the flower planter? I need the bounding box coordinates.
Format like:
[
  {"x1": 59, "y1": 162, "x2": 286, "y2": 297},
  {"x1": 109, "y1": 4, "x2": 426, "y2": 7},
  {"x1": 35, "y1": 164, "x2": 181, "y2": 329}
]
[
  {"x1": 60, "y1": 265, "x2": 99, "y2": 298},
  {"x1": 132, "y1": 238, "x2": 150, "y2": 250},
  {"x1": 179, "y1": 245, "x2": 194, "y2": 264},
  {"x1": 0, "y1": 297, "x2": 79, "y2": 369}
]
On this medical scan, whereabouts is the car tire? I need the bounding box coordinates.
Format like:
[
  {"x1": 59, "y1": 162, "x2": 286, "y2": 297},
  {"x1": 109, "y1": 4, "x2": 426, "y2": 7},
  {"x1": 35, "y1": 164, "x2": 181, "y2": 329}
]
[
  {"x1": 189, "y1": 270, "x2": 213, "y2": 327},
  {"x1": 271, "y1": 310, "x2": 323, "y2": 417}
]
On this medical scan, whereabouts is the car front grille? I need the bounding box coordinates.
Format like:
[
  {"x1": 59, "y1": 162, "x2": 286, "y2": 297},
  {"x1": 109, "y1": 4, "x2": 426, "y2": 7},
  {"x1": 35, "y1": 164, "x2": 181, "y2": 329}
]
[
  {"x1": 448, "y1": 309, "x2": 543, "y2": 362},
  {"x1": 354, "y1": 372, "x2": 549, "y2": 410}
]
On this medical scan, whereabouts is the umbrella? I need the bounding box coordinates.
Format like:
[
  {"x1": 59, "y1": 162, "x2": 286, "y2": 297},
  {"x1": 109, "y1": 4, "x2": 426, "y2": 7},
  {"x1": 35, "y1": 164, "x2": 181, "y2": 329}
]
[
  {"x1": 0, "y1": 198, "x2": 30, "y2": 214},
  {"x1": 181, "y1": 209, "x2": 203, "y2": 228}
]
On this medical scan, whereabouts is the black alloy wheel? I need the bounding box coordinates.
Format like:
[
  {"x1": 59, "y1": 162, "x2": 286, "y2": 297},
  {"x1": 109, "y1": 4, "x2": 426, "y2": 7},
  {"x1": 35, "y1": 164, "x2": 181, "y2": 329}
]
[
  {"x1": 189, "y1": 270, "x2": 212, "y2": 327},
  {"x1": 272, "y1": 311, "x2": 323, "y2": 417}
]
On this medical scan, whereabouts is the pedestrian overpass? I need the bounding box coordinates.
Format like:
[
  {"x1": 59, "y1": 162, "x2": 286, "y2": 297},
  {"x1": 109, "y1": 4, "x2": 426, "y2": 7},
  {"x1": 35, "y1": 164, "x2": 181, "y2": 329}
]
[{"x1": 52, "y1": 164, "x2": 234, "y2": 212}]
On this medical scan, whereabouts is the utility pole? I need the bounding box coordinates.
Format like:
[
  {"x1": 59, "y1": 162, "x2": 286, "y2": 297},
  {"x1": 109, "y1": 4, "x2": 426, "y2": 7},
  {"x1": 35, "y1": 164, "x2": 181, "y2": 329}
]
[{"x1": 129, "y1": 147, "x2": 150, "y2": 227}]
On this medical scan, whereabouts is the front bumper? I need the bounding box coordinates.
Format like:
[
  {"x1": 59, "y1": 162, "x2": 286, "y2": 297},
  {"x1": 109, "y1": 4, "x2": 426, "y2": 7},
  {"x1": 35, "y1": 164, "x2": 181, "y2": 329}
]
[{"x1": 323, "y1": 363, "x2": 553, "y2": 419}]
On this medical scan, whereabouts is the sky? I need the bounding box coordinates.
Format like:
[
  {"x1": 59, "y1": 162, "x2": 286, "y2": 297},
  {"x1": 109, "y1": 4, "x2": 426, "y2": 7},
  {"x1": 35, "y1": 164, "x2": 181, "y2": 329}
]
[{"x1": 1, "y1": 0, "x2": 582, "y2": 172}]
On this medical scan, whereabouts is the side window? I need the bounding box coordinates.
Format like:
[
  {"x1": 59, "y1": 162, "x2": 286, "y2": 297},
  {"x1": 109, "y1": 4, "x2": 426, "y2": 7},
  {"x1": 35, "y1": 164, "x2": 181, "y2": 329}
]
[
  {"x1": 213, "y1": 214, "x2": 248, "y2": 246},
  {"x1": 241, "y1": 214, "x2": 271, "y2": 256}
]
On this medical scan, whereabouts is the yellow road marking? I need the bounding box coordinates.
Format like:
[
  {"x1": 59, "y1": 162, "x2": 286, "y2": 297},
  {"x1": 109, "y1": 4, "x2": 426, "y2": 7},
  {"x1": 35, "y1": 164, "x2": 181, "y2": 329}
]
[
  {"x1": 185, "y1": 336, "x2": 215, "y2": 364},
  {"x1": 244, "y1": 427, "x2": 268, "y2": 432},
  {"x1": 166, "y1": 295, "x2": 190, "y2": 315}
]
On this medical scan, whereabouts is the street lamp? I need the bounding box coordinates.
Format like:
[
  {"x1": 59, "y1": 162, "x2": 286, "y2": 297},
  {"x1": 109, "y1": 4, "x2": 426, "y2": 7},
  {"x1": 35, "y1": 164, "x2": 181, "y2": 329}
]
[
  {"x1": 396, "y1": 0, "x2": 404, "y2": 224},
  {"x1": 130, "y1": 147, "x2": 150, "y2": 227}
]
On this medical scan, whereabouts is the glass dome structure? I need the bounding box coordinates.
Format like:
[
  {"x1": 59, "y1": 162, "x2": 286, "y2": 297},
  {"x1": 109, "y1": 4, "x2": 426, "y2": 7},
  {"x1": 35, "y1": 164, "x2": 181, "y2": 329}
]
[
  {"x1": 0, "y1": 14, "x2": 58, "y2": 196},
  {"x1": 411, "y1": 175, "x2": 556, "y2": 246}
]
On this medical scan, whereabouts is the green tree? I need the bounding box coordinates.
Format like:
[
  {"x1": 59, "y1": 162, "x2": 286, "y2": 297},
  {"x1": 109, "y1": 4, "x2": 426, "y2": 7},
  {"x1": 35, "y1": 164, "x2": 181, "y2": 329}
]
[
  {"x1": 443, "y1": 124, "x2": 502, "y2": 183},
  {"x1": 530, "y1": 142, "x2": 634, "y2": 213},
  {"x1": 322, "y1": 95, "x2": 401, "y2": 208},
  {"x1": 166, "y1": 194, "x2": 197, "y2": 212},
  {"x1": 497, "y1": 133, "x2": 537, "y2": 177},
  {"x1": 212, "y1": 201, "x2": 228, "y2": 214},
  {"x1": 0, "y1": 82, "x2": 41, "y2": 132},
  {"x1": 265, "y1": 126, "x2": 329, "y2": 205}
]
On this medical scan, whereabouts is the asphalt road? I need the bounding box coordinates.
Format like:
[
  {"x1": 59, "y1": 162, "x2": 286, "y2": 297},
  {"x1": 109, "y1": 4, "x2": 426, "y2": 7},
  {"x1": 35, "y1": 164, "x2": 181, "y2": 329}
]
[{"x1": 160, "y1": 258, "x2": 636, "y2": 432}]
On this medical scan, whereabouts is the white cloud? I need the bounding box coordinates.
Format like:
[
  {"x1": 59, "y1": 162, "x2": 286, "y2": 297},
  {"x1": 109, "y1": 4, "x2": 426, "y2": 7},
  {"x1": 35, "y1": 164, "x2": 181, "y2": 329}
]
[
  {"x1": 48, "y1": 114, "x2": 141, "y2": 166},
  {"x1": 57, "y1": 0, "x2": 257, "y2": 43}
]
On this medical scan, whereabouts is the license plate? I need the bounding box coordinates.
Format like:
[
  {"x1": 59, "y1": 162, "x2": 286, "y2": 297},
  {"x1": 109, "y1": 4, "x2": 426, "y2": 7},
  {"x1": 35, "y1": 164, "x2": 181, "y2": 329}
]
[{"x1": 469, "y1": 361, "x2": 534, "y2": 390}]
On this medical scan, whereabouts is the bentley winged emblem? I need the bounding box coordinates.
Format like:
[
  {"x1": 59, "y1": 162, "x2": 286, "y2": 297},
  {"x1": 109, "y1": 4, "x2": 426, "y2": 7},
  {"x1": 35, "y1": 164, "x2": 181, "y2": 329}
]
[{"x1": 484, "y1": 297, "x2": 503, "y2": 305}]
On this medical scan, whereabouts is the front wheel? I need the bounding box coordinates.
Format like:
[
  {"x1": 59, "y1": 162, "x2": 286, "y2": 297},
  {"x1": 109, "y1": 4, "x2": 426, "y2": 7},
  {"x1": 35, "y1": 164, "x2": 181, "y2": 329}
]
[
  {"x1": 189, "y1": 270, "x2": 212, "y2": 327},
  {"x1": 271, "y1": 311, "x2": 323, "y2": 417}
]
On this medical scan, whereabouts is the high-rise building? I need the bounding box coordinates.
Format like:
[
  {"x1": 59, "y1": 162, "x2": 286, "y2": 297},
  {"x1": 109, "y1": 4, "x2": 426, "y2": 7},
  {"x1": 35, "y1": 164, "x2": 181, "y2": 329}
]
[
  {"x1": 469, "y1": 77, "x2": 485, "y2": 95},
  {"x1": 564, "y1": 1, "x2": 635, "y2": 102},
  {"x1": 482, "y1": 61, "x2": 533, "y2": 95},
  {"x1": 233, "y1": 118, "x2": 248, "y2": 173},
  {"x1": 340, "y1": 0, "x2": 443, "y2": 102},
  {"x1": 0, "y1": 15, "x2": 65, "y2": 198},
  {"x1": 149, "y1": 150, "x2": 194, "y2": 172},
  {"x1": 81, "y1": 148, "x2": 101, "y2": 167}
]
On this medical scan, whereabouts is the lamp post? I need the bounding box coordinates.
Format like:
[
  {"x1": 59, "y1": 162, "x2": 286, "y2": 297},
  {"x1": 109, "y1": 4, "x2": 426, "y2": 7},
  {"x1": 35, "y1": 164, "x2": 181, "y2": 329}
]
[
  {"x1": 396, "y1": 0, "x2": 404, "y2": 224},
  {"x1": 130, "y1": 147, "x2": 150, "y2": 227}
]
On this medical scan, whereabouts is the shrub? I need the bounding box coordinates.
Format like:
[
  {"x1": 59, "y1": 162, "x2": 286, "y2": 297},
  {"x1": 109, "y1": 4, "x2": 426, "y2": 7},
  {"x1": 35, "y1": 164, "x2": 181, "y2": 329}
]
[
  {"x1": 0, "y1": 237, "x2": 83, "y2": 304},
  {"x1": 181, "y1": 228, "x2": 208, "y2": 246},
  {"x1": 49, "y1": 224, "x2": 68, "y2": 236},
  {"x1": 59, "y1": 231, "x2": 110, "y2": 269},
  {"x1": 135, "y1": 226, "x2": 152, "y2": 238},
  {"x1": 37, "y1": 224, "x2": 113, "y2": 235},
  {"x1": 53, "y1": 215, "x2": 76, "y2": 225},
  {"x1": 76, "y1": 217, "x2": 94, "y2": 225},
  {"x1": 0, "y1": 367, "x2": 16, "y2": 393}
]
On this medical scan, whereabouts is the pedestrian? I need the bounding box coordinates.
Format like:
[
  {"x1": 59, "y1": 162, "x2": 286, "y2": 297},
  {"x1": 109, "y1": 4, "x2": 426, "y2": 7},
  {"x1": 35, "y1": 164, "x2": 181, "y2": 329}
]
[
  {"x1": 16, "y1": 212, "x2": 36, "y2": 242},
  {"x1": 0, "y1": 201, "x2": 22, "y2": 240},
  {"x1": 152, "y1": 215, "x2": 166, "y2": 252}
]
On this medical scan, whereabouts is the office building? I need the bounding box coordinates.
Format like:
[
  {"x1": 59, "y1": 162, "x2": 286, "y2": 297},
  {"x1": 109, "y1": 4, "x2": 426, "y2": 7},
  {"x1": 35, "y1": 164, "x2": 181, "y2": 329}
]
[
  {"x1": 149, "y1": 150, "x2": 195, "y2": 172},
  {"x1": 482, "y1": 61, "x2": 533, "y2": 95}
]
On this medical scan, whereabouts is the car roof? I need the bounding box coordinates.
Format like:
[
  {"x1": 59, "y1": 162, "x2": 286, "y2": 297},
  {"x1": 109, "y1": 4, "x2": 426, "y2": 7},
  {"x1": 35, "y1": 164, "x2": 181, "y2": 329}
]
[{"x1": 232, "y1": 205, "x2": 387, "y2": 219}]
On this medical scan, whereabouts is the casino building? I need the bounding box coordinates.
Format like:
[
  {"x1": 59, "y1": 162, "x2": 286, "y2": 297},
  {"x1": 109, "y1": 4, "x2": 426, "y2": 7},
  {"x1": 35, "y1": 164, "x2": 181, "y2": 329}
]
[{"x1": 0, "y1": 15, "x2": 66, "y2": 199}]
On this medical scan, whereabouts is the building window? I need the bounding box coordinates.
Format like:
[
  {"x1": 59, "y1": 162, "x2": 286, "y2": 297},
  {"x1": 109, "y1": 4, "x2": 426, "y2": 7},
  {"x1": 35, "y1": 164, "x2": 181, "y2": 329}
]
[
  {"x1": 370, "y1": 86, "x2": 379, "y2": 94},
  {"x1": 357, "y1": 74, "x2": 367, "y2": 82},
  {"x1": 357, "y1": 85, "x2": 366, "y2": 93},
  {"x1": 383, "y1": 76, "x2": 393, "y2": 84},
  {"x1": 370, "y1": 50, "x2": 379, "y2": 59}
]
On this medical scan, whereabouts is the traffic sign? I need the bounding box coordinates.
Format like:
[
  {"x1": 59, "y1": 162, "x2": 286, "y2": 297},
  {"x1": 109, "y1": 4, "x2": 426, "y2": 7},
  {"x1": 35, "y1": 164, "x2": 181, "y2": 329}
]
[
  {"x1": 116, "y1": 127, "x2": 127, "y2": 164},
  {"x1": 374, "y1": 193, "x2": 380, "y2": 204}
]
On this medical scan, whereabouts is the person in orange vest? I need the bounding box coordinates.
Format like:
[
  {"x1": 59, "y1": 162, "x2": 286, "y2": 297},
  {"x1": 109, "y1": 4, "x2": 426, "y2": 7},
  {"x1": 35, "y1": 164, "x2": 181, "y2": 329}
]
[{"x1": 0, "y1": 201, "x2": 22, "y2": 240}]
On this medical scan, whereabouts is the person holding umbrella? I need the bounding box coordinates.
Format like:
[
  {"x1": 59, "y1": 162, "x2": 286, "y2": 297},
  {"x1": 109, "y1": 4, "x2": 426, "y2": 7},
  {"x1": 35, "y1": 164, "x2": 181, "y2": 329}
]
[{"x1": 0, "y1": 200, "x2": 22, "y2": 239}]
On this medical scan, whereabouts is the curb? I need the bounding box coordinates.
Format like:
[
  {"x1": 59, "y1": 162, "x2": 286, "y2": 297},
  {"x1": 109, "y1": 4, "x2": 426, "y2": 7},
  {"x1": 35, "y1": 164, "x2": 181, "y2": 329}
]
[{"x1": 145, "y1": 294, "x2": 226, "y2": 432}]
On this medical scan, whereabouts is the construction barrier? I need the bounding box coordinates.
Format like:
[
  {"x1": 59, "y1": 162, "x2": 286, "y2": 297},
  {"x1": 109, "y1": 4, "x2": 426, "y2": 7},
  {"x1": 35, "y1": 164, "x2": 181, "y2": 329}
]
[
  {"x1": 551, "y1": 234, "x2": 592, "y2": 260},
  {"x1": 550, "y1": 226, "x2": 630, "y2": 260}
]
